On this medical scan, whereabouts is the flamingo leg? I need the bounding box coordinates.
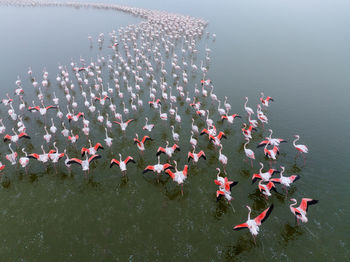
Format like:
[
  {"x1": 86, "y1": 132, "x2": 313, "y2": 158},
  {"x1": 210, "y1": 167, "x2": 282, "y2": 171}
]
[
  {"x1": 250, "y1": 159, "x2": 253, "y2": 168},
  {"x1": 181, "y1": 184, "x2": 183, "y2": 196}
]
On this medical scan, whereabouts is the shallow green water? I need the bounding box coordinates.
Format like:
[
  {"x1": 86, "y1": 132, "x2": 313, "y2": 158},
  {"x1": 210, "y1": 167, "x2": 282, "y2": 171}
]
[{"x1": 0, "y1": 1, "x2": 349, "y2": 261}]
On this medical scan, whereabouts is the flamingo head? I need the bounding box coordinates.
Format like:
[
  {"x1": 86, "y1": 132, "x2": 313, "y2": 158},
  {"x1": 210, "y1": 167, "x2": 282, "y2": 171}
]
[
  {"x1": 294, "y1": 135, "x2": 299, "y2": 138},
  {"x1": 280, "y1": 166, "x2": 285, "y2": 173},
  {"x1": 246, "y1": 205, "x2": 251, "y2": 212},
  {"x1": 290, "y1": 198, "x2": 297, "y2": 203}
]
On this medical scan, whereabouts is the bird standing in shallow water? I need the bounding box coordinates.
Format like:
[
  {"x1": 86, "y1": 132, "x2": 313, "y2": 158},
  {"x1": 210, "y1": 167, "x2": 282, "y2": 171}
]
[{"x1": 234, "y1": 205, "x2": 274, "y2": 243}]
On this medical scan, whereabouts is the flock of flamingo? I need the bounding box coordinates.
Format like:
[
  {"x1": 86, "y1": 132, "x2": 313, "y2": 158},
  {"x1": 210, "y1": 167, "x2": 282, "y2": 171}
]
[{"x1": 0, "y1": 0, "x2": 318, "y2": 242}]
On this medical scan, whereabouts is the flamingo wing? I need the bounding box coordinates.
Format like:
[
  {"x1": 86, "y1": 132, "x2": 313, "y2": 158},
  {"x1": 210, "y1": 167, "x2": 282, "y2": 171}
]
[
  {"x1": 217, "y1": 132, "x2": 226, "y2": 140},
  {"x1": 187, "y1": 152, "x2": 193, "y2": 162},
  {"x1": 257, "y1": 140, "x2": 269, "y2": 148},
  {"x1": 216, "y1": 190, "x2": 225, "y2": 201},
  {"x1": 252, "y1": 174, "x2": 261, "y2": 184},
  {"x1": 28, "y1": 153, "x2": 39, "y2": 160},
  {"x1": 94, "y1": 143, "x2": 104, "y2": 151},
  {"x1": 300, "y1": 198, "x2": 318, "y2": 212},
  {"x1": 182, "y1": 165, "x2": 188, "y2": 176},
  {"x1": 81, "y1": 147, "x2": 88, "y2": 156},
  {"x1": 214, "y1": 180, "x2": 222, "y2": 186},
  {"x1": 124, "y1": 156, "x2": 136, "y2": 165},
  {"x1": 3, "y1": 135, "x2": 11, "y2": 142},
  {"x1": 28, "y1": 106, "x2": 39, "y2": 112},
  {"x1": 125, "y1": 119, "x2": 134, "y2": 125},
  {"x1": 200, "y1": 129, "x2": 209, "y2": 136},
  {"x1": 165, "y1": 169, "x2": 175, "y2": 179},
  {"x1": 141, "y1": 136, "x2": 153, "y2": 144},
  {"x1": 110, "y1": 159, "x2": 120, "y2": 168},
  {"x1": 18, "y1": 133, "x2": 31, "y2": 139},
  {"x1": 290, "y1": 175, "x2": 300, "y2": 183},
  {"x1": 163, "y1": 163, "x2": 173, "y2": 170},
  {"x1": 67, "y1": 158, "x2": 83, "y2": 166},
  {"x1": 198, "y1": 151, "x2": 206, "y2": 160},
  {"x1": 270, "y1": 178, "x2": 281, "y2": 184},
  {"x1": 46, "y1": 105, "x2": 57, "y2": 110},
  {"x1": 143, "y1": 165, "x2": 154, "y2": 173},
  {"x1": 156, "y1": 147, "x2": 165, "y2": 156},
  {"x1": 254, "y1": 205, "x2": 274, "y2": 225},
  {"x1": 88, "y1": 154, "x2": 101, "y2": 163},
  {"x1": 233, "y1": 223, "x2": 249, "y2": 231}
]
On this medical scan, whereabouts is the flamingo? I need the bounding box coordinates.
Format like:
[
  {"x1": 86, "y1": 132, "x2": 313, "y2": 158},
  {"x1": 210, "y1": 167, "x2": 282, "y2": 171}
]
[
  {"x1": 6, "y1": 144, "x2": 17, "y2": 165},
  {"x1": 159, "y1": 105, "x2": 168, "y2": 121},
  {"x1": 4, "y1": 128, "x2": 30, "y2": 143},
  {"x1": 104, "y1": 128, "x2": 113, "y2": 148},
  {"x1": 234, "y1": 205, "x2": 274, "y2": 241},
  {"x1": 134, "y1": 134, "x2": 152, "y2": 151},
  {"x1": 43, "y1": 126, "x2": 52, "y2": 143},
  {"x1": 50, "y1": 118, "x2": 57, "y2": 134},
  {"x1": 19, "y1": 148, "x2": 30, "y2": 170},
  {"x1": 252, "y1": 162, "x2": 279, "y2": 183},
  {"x1": 28, "y1": 102, "x2": 57, "y2": 116},
  {"x1": 0, "y1": 161, "x2": 5, "y2": 171},
  {"x1": 165, "y1": 160, "x2": 188, "y2": 194},
  {"x1": 293, "y1": 135, "x2": 309, "y2": 163},
  {"x1": 215, "y1": 168, "x2": 238, "y2": 202},
  {"x1": 171, "y1": 125, "x2": 179, "y2": 142},
  {"x1": 190, "y1": 131, "x2": 197, "y2": 147},
  {"x1": 257, "y1": 129, "x2": 287, "y2": 147},
  {"x1": 221, "y1": 113, "x2": 241, "y2": 124},
  {"x1": 244, "y1": 97, "x2": 254, "y2": 116},
  {"x1": 191, "y1": 118, "x2": 199, "y2": 134},
  {"x1": 61, "y1": 122, "x2": 69, "y2": 137},
  {"x1": 143, "y1": 156, "x2": 173, "y2": 174},
  {"x1": 264, "y1": 144, "x2": 279, "y2": 160},
  {"x1": 113, "y1": 118, "x2": 134, "y2": 132},
  {"x1": 244, "y1": 138, "x2": 255, "y2": 168},
  {"x1": 224, "y1": 96, "x2": 231, "y2": 112},
  {"x1": 200, "y1": 125, "x2": 217, "y2": 137},
  {"x1": 248, "y1": 113, "x2": 258, "y2": 128},
  {"x1": 270, "y1": 166, "x2": 299, "y2": 190},
  {"x1": 143, "y1": 117, "x2": 154, "y2": 132},
  {"x1": 68, "y1": 130, "x2": 79, "y2": 144},
  {"x1": 290, "y1": 198, "x2": 318, "y2": 224},
  {"x1": 67, "y1": 154, "x2": 101, "y2": 173},
  {"x1": 28, "y1": 145, "x2": 49, "y2": 163},
  {"x1": 48, "y1": 142, "x2": 65, "y2": 163},
  {"x1": 187, "y1": 146, "x2": 206, "y2": 163},
  {"x1": 1, "y1": 94, "x2": 13, "y2": 106},
  {"x1": 257, "y1": 104, "x2": 268, "y2": 126},
  {"x1": 149, "y1": 98, "x2": 161, "y2": 109},
  {"x1": 19, "y1": 96, "x2": 25, "y2": 111},
  {"x1": 156, "y1": 141, "x2": 180, "y2": 158},
  {"x1": 69, "y1": 112, "x2": 84, "y2": 123},
  {"x1": 209, "y1": 131, "x2": 227, "y2": 146},
  {"x1": 260, "y1": 92, "x2": 274, "y2": 107},
  {"x1": 110, "y1": 154, "x2": 136, "y2": 174},
  {"x1": 81, "y1": 140, "x2": 104, "y2": 156},
  {"x1": 217, "y1": 100, "x2": 226, "y2": 116},
  {"x1": 218, "y1": 144, "x2": 228, "y2": 167},
  {"x1": 0, "y1": 119, "x2": 5, "y2": 134},
  {"x1": 258, "y1": 180, "x2": 276, "y2": 198},
  {"x1": 242, "y1": 123, "x2": 256, "y2": 140}
]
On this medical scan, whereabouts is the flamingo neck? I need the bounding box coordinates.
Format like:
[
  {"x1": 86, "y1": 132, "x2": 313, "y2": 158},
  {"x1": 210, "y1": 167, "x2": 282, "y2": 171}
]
[
  {"x1": 290, "y1": 200, "x2": 297, "y2": 209},
  {"x1": 293, "y1": 137, "x2": 299, "y2": 146},
  {"x1": 259, "y1": 164, "x2": 264, "y2": 174}
]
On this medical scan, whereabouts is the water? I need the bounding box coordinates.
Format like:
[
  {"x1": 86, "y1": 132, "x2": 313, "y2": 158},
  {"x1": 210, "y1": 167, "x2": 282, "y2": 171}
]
[{"x1": 0, "y1": 0, "x2": 349, "y2": 261}]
